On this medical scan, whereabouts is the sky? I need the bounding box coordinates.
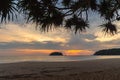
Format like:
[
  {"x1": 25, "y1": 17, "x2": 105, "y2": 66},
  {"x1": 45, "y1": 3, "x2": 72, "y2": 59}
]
[{"x1": 1, "y1": 13, "x2": 120, "y2": 56}]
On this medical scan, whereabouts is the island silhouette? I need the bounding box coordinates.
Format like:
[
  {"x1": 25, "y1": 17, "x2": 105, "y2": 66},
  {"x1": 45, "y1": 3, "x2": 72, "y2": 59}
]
[
  {"x1": 94, "y1": 48, "x2": 120, "y2": 55},
  {"x1": 49, "y1": 52, "x2": 63, "y2": 56}
]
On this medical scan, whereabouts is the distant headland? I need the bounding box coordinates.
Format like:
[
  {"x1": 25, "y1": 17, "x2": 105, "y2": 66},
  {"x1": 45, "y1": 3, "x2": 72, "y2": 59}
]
[
  {"x1": 94, "y1": 48, "x2": 120, "y2": 55},
  {"x1": 49, "y1": 52, "x2": 63, "y2": 56}
]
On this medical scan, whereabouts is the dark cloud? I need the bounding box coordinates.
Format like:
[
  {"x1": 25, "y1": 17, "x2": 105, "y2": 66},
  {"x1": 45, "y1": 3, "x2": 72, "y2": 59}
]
[
  {"x1": 0, "y1": 41, "x2": 69, "y2": 50},
  {"x1": 79, "y1": 34, "x2": 97, "y2": 40},
  {"x1": 66, "y1": 33, "x2": 114, "y2": 51}
]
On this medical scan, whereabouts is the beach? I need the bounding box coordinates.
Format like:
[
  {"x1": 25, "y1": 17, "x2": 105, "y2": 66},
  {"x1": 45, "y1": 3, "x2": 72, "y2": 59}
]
[{"x1": 0, "y1": 58, "x2": 120, "y2": 80}]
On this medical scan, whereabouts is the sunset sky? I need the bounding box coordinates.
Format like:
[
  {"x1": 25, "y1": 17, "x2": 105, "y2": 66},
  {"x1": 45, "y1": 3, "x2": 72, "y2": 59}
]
[{"x1": 1, "y1": 13, "x2": 120, "y2": 56}]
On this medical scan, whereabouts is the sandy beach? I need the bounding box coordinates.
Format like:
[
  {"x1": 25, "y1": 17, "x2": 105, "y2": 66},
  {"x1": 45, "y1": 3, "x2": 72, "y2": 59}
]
[{"x1": 0, "y1": 58, "x2": 120, "y2": 80}]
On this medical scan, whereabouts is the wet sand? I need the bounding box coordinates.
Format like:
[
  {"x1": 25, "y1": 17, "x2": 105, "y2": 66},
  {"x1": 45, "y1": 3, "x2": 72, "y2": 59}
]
[{"x1": 0, "y1": 58, "x2": 120, "y2": 80}]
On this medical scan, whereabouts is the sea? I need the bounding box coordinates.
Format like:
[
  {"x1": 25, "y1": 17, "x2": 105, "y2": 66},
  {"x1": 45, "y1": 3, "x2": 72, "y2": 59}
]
[{"x1": 0, "y1": 55, "x2": 120, "y2": 63}]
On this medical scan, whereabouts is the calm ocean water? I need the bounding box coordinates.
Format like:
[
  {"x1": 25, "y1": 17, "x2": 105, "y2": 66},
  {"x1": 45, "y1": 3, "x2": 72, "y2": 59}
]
[{"x1": 0, "y1": 55, "x2": 120, "y2": 63}]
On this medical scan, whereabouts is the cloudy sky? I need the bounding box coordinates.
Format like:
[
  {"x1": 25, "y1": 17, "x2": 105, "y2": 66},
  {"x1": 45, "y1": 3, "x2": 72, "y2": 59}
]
[{"x1": 1, "y1": 13, "x2": 120, "y2": 56}]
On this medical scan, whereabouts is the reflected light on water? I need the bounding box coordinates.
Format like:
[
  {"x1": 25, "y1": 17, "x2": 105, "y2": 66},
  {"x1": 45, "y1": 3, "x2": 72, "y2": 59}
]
[
  {"x1": 0, "y1": 55, "x2": 120, "y2": 63},
  {"x1": 96, "y1": 56, "x2": 120, "y2": 59}
]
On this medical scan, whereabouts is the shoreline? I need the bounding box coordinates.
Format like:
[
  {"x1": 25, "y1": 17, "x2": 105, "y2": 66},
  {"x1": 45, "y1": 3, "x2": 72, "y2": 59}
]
[{"x1": 0, "y1": 58, "x2": 120, "y2": 80}]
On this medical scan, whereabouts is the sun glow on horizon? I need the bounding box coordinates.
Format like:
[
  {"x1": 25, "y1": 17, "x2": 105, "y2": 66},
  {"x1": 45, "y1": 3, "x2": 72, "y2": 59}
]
[
  {"x1": 15, "y1": 49, "x2": 93, "y2": 55},
  {"x1": 64, "y1": 50, "x2": 93, "y2": 55}
]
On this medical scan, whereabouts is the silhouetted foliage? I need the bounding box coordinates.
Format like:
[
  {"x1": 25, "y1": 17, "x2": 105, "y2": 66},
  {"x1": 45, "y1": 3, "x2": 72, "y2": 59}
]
[
  {"x1": 0, "y1": 0, "x2": 120, "y2": 34},
  {"x1": 0, "y1": 0, "x2": 17, "y2": 22},
  {"x1": 65, "y1": 15, "x2": 89, "y2": 33},
  {"x1": 49, "y1": 52, "x2": 63, "y2": 56},
  {"x1": 101, "y1": 22, "x2": 117, "y2": 35},
  {"x1": 94, "y1": 48, "x2": 120, "y2": 55}
]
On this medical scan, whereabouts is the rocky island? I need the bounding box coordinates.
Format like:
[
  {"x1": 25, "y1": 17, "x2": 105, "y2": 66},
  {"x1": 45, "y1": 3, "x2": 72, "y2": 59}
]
[
  {"x1": 94, "y1": 48, "x2": 120, "y2": 55},
  {"x1": 49, "y1": 52, "x2": 63, "y2": 56}
]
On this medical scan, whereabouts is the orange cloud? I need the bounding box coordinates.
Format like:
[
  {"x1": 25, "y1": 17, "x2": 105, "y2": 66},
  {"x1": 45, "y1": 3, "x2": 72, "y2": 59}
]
[
  {"x1": 0, "y1": 23, "x2": 70, "y2": 43},
  {"x1": 16, "y1": 49, "x2": 60, "y2": 55}
]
